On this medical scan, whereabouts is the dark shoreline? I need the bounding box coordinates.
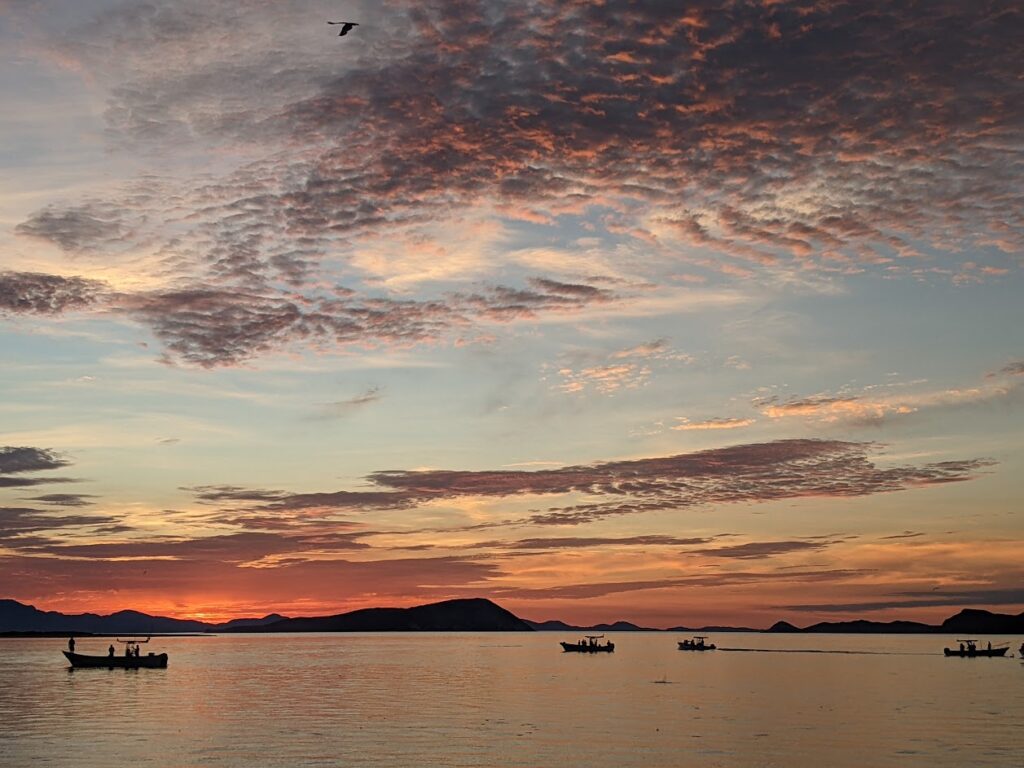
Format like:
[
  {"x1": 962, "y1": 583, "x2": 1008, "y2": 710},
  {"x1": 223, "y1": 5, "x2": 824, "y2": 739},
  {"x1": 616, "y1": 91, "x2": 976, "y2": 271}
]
[
  {"x1": 4, "y1": 597, "x2": 1023, "y2": 636},
  {"x1": 0, "y1": 631, "x2": 210, "y2": 638}
]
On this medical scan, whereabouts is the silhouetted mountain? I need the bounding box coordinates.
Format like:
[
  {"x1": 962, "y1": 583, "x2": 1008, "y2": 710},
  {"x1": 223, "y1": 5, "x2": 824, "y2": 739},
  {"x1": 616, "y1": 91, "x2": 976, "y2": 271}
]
[
  {"x1": 0, "y1": 599, "x2": 208, "y2": 633},
  {"x1": 222, "y1": 598, "x2": 533, "y2": 632},
  {"x1": 2, "y1": 597, "x2": 526, "y2": 634},
  {"x1": 592, "y1": 620, "x2": 655, "y2": 632},
  {"x1": 666, "y1": 625, "x2": 758, "y2": 633},
  {"x1": 0, "y1": 599, "x2": 286, "y2": 634},
  {"x1": 209, "y1": 614, "x2": 287, "y2": 631},
  {"x1": 803, "y1": 619, "x2": 934, "y2": 633},
  {"x1": 768, "y1": 609, "x2": 1024, "y2": 634},
  {"x1": 6, "y1": 597, "x2": 1022, "y2": 636},
  {"x1": 940, "y1": 609, "x2": 1024, "y2": 634},
  {"x1": 529, "y1": 617, "x2": 757, "y2": 632},
  {"x1": 526, "y1": 619, "x2": 659, "y2": 631},
  {"x1": 525, "y1": 619, "x2": 580, "y2": 631}
]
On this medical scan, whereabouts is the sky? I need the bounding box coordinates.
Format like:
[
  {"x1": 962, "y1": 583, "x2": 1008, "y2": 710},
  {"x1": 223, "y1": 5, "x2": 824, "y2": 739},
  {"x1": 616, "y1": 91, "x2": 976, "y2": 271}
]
[{"x1": 0, "y1": 0, "x2": 1022, "y2": 628}]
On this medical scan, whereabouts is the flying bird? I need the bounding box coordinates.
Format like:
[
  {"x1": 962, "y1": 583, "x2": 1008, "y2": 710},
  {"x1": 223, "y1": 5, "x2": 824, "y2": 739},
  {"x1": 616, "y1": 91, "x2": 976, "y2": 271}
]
[{"x1": 327, "y1": 21, "x2": 359, "y2": 36}]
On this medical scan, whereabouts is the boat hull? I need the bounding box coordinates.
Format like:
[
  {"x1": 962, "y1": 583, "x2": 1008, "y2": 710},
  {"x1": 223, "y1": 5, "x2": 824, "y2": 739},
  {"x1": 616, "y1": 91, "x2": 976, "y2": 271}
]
[
  {"x1": 560, "y1": 641, "x2": 614, "y2": 653},
  {"x1": 63, "y1": 651, "x2": 168, "y2": 668},
  {"x1": 678, "y1": 643, "x2": 716, "y2": 651},
  {"x1": 943, "y1": 647, "x2": 1008, "y2": 657}
]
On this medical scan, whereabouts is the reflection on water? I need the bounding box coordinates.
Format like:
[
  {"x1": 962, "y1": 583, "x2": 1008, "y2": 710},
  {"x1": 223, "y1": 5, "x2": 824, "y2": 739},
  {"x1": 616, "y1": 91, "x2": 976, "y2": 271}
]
[{"x1": 1, "y1": 633, "x2": 1022, "y2": 767}]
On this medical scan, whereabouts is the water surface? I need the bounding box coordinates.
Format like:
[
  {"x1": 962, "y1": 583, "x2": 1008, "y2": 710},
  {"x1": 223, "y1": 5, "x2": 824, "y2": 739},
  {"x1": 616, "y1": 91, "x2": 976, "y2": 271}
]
[{"x1": 2, "y1": 632, "x2": 1021, "y2": 767}]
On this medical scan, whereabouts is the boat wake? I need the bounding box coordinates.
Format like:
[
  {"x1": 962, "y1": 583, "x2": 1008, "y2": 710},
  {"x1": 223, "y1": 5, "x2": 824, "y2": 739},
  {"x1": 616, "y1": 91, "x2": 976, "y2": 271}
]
[{"x1": 719, "y1": 648, "x2": 934, "y2": 656}]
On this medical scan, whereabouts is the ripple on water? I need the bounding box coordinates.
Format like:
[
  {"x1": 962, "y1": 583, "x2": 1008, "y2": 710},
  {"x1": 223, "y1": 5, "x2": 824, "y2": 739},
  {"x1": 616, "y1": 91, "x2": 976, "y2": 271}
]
[{"x1": 1, "y1": 633, "x2": 1023, "y2": 767}]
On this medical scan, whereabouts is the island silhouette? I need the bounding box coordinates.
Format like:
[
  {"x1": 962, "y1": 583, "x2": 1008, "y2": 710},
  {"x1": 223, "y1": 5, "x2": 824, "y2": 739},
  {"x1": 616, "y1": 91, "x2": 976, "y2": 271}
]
[{"x1": 2, "y1": 597, "x2": 1022, "y2": 635}]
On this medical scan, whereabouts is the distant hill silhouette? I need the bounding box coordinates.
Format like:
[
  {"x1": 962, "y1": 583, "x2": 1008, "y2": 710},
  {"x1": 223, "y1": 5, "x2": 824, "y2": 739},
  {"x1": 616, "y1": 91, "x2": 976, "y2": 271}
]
[
  {"x1": 4, "y1": 597, "x2": 1023, "y2": 635},
  {"x1": 215, "y1": 614, "x2": 287, "y2": 631},
  {"x1": 666, "y1": 624, "x2": 759, "y2": 633},
  {"x1": 768, "y1": 609, "x2": 1024, "y2": 634},
  {"x1": 524, "y1": 619, "x2": 580, "y2": 631},
  {"x1": 769, "y1": 618, "x2": 934, "y2": 633},
  {"x1": 526, "y1": 619, "x2": 658, "y2": 632},
  {"x1": 768, "y1": 620, "x2": 800, "y2": 633},
  {"x1": 0, "y1": 599, "x2": 282, "y2": 634},
  {"x1": 940, "y1": 608, "x2": 1024, "y2": 634},
  {"x1": 1, "y1": 597, "x2": 527, "y2": 634},
  {"x1": 222, "y1": 598, "x2": 532, "y2": 632}
]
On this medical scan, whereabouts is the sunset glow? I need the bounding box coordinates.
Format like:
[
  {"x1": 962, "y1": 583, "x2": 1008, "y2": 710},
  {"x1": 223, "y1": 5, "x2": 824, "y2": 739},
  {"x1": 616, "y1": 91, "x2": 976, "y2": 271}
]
[{"x1": 1, "y1": 0, "x2": 1022, "y2": 628}]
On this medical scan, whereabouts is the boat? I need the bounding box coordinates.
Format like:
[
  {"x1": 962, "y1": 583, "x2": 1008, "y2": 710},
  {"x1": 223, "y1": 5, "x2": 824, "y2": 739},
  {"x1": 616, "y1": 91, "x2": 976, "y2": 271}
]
[
  {"x1": 678, "y1": 635, "x2": 716, "y2": 651},
  {"x1": 63, "y1": 637, "x2": 168, "y2": 668},
  {"x1": 560, "y1": 634, "x2": 614, "y2": 653},
  {"x1": 943, "y1": 639, "x2": 1008, "y2": 658}
]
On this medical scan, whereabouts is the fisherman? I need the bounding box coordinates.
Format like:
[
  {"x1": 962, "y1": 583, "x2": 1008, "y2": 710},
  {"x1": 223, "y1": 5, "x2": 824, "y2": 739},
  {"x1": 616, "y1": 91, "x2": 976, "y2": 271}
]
[
  {"x1": 68, "y1": 636, "x2": 75, "y2": 653},
  {"x1": 987, "y1": 641, "x2": 992, "y2": 652},
  {"x1": 108, "y1": 644, "x2": 115, "y2": 657},
  {"x1": 959, "y1": 642, "x2": 964, "y2": 653}
]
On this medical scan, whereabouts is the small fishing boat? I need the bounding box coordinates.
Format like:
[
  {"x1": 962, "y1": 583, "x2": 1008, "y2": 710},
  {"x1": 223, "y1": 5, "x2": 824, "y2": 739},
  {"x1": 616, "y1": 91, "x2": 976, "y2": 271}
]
[
  {"x1": 63, "y1": 637, "x2": 168, "y2": 668},
  {"x1": 561, "y1": 634, "x2": 615, "y2": 653},
  {"x1": 943, "y1": 639, "x2": 1008, "y2": 658},
  {"x1": 678, "y1": 635, "x2": 716, "y2": 651}
]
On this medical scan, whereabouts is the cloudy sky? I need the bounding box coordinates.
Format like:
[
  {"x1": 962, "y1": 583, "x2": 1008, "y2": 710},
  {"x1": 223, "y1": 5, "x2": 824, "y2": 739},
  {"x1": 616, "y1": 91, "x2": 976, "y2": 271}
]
[{"x1": 1, "y1": 0, "x2": 1021, "y2": 627}]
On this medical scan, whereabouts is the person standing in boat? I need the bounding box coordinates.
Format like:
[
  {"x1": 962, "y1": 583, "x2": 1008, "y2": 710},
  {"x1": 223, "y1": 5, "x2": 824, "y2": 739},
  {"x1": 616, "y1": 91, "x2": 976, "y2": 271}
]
[
  {"x1": 108, "y1": 644, "x2": 115, "y2": 657},
  {"x1": 68, "y1": 637, "x2": 75, "y2": 653}
]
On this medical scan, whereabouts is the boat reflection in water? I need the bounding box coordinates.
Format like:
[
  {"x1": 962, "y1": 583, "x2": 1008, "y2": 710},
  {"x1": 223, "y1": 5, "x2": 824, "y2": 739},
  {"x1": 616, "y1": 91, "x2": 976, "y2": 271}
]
[
  {"x1": 560, "y1": 634, "x2": 615, "y2": 653},
  {"x1": 943, "y1": 639, "x2": 1008, "y2": 658},
  {"x1": 678, "y1": 636, "x2": 716, "y2": 651},
  {"x1": 63, "y1": 637, "x2": 168, "y2": 668}
]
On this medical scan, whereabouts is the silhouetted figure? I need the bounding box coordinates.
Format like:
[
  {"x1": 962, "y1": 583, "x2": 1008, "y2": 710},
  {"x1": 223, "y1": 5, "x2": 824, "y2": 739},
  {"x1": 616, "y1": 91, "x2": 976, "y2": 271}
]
[
  {"x1": 108, "y1": 644, "x2": 115, "y2": 657},
  {"x1": 959, "y1": 643, "x2": 964, "y2": 653},
  {"x1": 987, "y1": 641, "x2": 992, "y2": 652},
  {"x1": 68, "y1": 637, "x2": 75, "y2": 653},
  {"x1": 327, "y1": 21, "x2": 359, "y2": 36}
]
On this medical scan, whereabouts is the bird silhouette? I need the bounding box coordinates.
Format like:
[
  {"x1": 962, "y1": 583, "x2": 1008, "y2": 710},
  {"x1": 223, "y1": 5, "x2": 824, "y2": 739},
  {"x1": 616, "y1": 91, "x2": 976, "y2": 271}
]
[{"x1": 327, "y1": 21, "x2": 359, "y2": 36}]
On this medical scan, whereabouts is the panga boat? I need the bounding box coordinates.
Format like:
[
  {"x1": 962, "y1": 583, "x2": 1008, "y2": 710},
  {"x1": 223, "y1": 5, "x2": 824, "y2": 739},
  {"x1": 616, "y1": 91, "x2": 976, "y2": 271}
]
[
  {"x1": 63, "y1": 637, "x2": 168, "y2": 668},
  {"x1": 561, "y1": 634, "x2": 615, "y2": 653},
  {"x1": 943, "y1": 639, "x2": 1008, "y2": 658},
  {"x1": 678, "y1": 636, "x2": 716, "y2": 651}
]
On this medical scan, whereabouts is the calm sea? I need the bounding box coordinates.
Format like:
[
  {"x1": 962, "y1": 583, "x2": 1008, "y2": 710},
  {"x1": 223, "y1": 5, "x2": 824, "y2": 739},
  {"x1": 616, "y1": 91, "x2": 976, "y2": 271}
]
[{"x1": 1, "y1": 632, "x2": 1022, "y2": 767}]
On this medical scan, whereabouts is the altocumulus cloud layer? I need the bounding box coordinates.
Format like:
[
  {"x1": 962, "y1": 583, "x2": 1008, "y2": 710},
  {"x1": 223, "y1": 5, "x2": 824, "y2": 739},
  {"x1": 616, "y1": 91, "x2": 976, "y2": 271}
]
[
  {"x1": 6, "y1": 0, "x2": 1022, "y2": 366},
  {"x1": 0, "y1": 269, "x2": 615, "y2": 366},
  {"x1": 3, "y1": 439, "x2": 987, "y2": 559},
  {"x1": 188, "y1": 439, "x2": 991, "y2": 527},
  {"x1": 0, "y1": 439, "x2": 992, "y2": 607}
]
